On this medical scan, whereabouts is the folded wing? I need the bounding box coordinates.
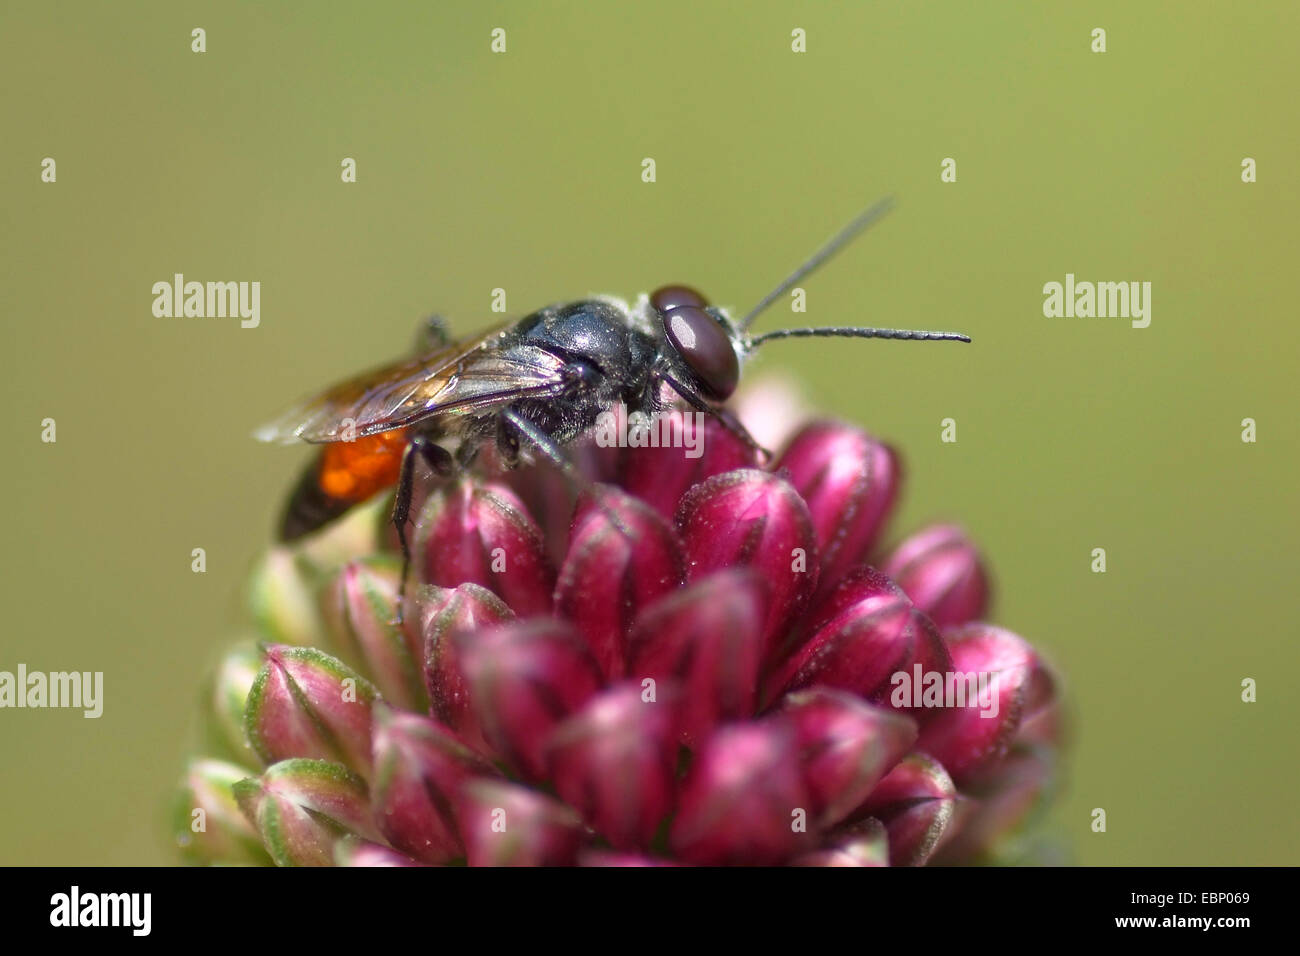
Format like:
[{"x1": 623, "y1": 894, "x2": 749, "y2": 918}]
[{"x1": 254, "y1": 328, "x2": 569, "y2": 444}]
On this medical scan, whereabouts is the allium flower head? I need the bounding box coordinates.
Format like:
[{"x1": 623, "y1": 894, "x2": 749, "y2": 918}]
[{"x1": 177, "y1": 391, "x2": 1063, "y2": 866}]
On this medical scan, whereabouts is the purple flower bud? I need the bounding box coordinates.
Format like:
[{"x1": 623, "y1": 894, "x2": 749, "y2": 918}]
[
  {"x1": 913, "y1": 624, "x2": 1040, "y2": 784},
  {"x1": 334, "y1": 838, "x2": 428, "y2": 867},
  {"x1": 854, "y1": 752, "x2": 956, "y2": 866},
  {"x1": 625, "y1": 570, "x2": 767, "y2": 747},
  {"x1": 421, "y1": 583, "x2": 514, "y2": 754},
  {"x1": 494, "y1": 460, "x2": 579, "y2": 566},
  {"x1": 545, "y1": 684, "x2": 678, "y2": 850},
  {"x1": 179, "y1": 381, "x2": 1067, "y2": 867},
  {"x1": 322, "y1": 557, "x2": 426, "y2": 711},
  {"x1": 778, "y1": 688, "x2": 918, "y2": 827},
  {"x1": 669, "y1": 719, "x2": 813, "y2": 865},
  {"x1": 883, "y1": 524, "x2": 990, "y2": 629},
  {"x1": 233, "y1": 759, "x2": 379, "y2": 866},
  {"x1": 456, "y1": 619, "x2": 604, "y2": 779},
  {"x1": 676, "y1": 469, "x2": 818, "y2": 652},
  {"x1": 174, "y1": 758, "x2": 270, "y2": 865},
  {"x1": 414, "y1": 479, "x2": 555, "y2": 617},
  {"x1": 777, "y1": 422, "x2": 899, "y2": 586},
  {"x1": 554, "y1": 488, "x2": 684, "y2": 678},
  {"x1": 456, "y1": 779, "x2": 584, "y2": 866},
  {"x1": 243, "y1": 645, "x2": 378, "y2": 779},
  {"x1": 792, "y1": 818, "x2": 889, "y2": 867},
  {"x1": 492, "y1": 442, "x2": 622, "y2": 564},
  {"x1": 768, "y1": 567, "x2": 950, "y2": 710},
  {"x1": 619, "y1": 411, "x2": 759, "y2": 519},
  {"x1": 370, "y1": 703, "x2": 499, "y2": 863}
]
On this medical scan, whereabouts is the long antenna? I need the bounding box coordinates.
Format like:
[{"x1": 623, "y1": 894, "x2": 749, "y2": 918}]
[
  {"x1": 750, "y1": 326, "x2": 970, "y2": 346},
  {"x1": 739, "y1": 196, "x2": 896, "y2": 330}
]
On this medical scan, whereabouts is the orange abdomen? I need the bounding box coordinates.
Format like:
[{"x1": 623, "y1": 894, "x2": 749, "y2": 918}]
[
  {"x1": 317, "y1": 429, "x2": 409, "y2": 502},
  {"x1": 279, "y1": 429, "x2": 411, "y2": 542}
]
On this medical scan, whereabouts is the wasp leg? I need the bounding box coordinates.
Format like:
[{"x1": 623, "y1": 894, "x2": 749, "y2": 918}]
[
  {"x1": 659, "y1": 371, "x2": 773, "y2": 462},
  {"x1": 501, "y1": 407, "x2": 635, "y2": 540},
  {"x1": 392, "y1": 435, "x2": 454, "y2": 624},
  {"x1": 494, "y1": 422, "x2": 521, "y2": 468}
]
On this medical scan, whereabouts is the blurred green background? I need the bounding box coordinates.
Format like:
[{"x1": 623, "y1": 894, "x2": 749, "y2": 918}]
[{"x1": 2, "y1": 1, "x2": 1297, "y2": 865}]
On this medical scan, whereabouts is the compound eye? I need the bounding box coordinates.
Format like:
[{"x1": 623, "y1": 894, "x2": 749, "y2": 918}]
[
  {"x1": 661, "y1": 304, "x2": 739, "y2": 401},
  {"x1": 651, "y1": 284, "x2": 707, "y2": 314}
]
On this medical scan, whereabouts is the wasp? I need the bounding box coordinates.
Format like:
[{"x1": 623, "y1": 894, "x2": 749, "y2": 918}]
[{"x1": 255, "y1": 197, "x2": 970, "y2": 581}]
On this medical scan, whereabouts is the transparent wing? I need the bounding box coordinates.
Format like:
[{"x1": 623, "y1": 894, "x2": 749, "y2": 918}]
[{"x1": 253, "y1": 325, "x2": 569, "y2": 443}]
